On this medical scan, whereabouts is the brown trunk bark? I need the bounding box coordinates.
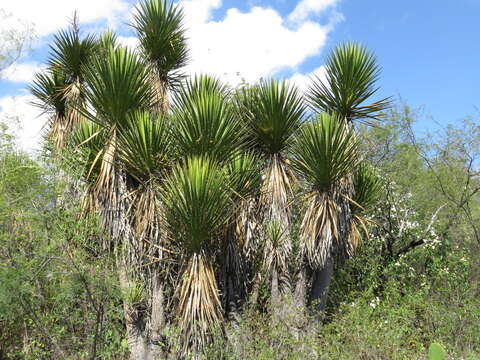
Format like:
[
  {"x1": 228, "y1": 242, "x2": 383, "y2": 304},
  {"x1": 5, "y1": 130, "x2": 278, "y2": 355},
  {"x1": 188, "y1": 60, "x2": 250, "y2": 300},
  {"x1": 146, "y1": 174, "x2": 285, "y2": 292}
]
[
  {"x1": 118, "y1": 259, "x2": 150, "y2": 360},
  {"x1": 308, "y1": 254, "x2": 333, "y2": 317},
  {"x1": 149, "y1": 271, "x2": 166, "y2": 358},
  {"x1": 271, "y1": 268, "x2": 280, "y2": 308},
  {"x1": 103, "y1": 173, "x2": 150, "y2": 360},
  {"x1": 294, "y1": 265, "x2": 307, "y2": 310}
]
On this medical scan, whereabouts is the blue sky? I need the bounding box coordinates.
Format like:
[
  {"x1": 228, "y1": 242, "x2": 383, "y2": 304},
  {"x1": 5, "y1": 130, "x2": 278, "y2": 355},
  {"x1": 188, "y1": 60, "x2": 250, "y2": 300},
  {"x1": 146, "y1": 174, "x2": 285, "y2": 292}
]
[{"x1": 0, "y1": 0, "x2": 478, "y2": 150}]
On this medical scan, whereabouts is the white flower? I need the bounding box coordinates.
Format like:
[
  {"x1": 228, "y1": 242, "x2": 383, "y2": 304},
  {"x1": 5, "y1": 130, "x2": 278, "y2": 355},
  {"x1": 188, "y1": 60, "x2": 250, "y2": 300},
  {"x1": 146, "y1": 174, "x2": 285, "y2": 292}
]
[{"x1": 369, "y1": 297, "x2": 380, "y2": 309}]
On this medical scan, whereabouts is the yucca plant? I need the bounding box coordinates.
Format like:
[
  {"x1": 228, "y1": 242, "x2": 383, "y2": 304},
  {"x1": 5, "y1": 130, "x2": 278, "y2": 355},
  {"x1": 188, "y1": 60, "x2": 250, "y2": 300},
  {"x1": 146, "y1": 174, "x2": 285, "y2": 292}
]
[
  {"x1": 46, "y1": 24, "x2": 97, "y2": 148},
  {"x1": 292, "y1": 112, "x2": 359, "y2": 311},
  {"x1": 117, "y1": 110, "x2": 172, "y2": 246},
  {"x1": 116, "y1": 110, "x2": 174, "y2": 357},
  {"x1": 262, "y1": 220, "x2": 291, "y2": 309},
  {"x1": 172, "y1": 75, "x2": 244, "y2": 163},
  {"x1": 98, "y1": 30, "x2": 119, "y2": 54},
  {"x1": 172, "y1": 75, "x2": 251, "y2": 318},
  {"x1": 298, "y1": 42, "x2": 390, "y2": 314},
  {"x1": 69, "y1": 120, "x2": 106, "y2": 216},
  {"x1": 227, "y1": 151, "x2": 262, "y2": 204},
  {"x1": 30, "y1": 69, "x2": 70, "y2": 150},
  {"x1": 173, "y1": 74, "x2": 230, "y2": 109},
  {"x1": 223, "y1": 151, "x2": 262, "y2": 314},
  {"x1": 237, "y1": 79, "x2": 306, "y2": 305},
  {"x1": 82, "y1": 45, "x2": 154, "y2": 203},
  {"x1": 132, "y1": 0, "x2": 189, "y2": 112},
  {"x1": 307, "y1": 42, "x2": 391, "y2": 123},
  {"x1": 80, "y1": 45, "x2": 156, "y2": 358},
  {"x1": 48, "y1": 28, "x2": 97, "y2": 92},
  {"x1": 161, "y1": 157, "x2": 233, "y2": 355}
]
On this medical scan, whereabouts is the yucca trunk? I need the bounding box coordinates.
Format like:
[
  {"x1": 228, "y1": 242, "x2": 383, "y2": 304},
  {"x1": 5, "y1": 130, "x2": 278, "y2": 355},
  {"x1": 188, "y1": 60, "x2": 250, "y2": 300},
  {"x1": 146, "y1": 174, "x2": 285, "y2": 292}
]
[
  {"x1": 308, "y1": 255, "x2": 334, "y2": 314},
  {"x1": 222, "y1": 224, "x2": 248, "y2": 317},
  {"x1": 149, "y1": 270, "x2": 166, "y2": 358},
  {"x1": 222, "y1": 197, "x2": 261, "y2": 318},
  {"x1": 305, "y1": 133, "x2": 356, "y2": 315},
  {"x1": 95, "y1": 138, "x2": 150, "y2": 360},
  {"x1": 259, "y1": 154, "x2": 293, "y2": 306},
  {"x1": 177, "y1": 251, "x2": 223, "y2": 356},
  {"x1": 138, "y1": 192, "x2": 167, "y2": 358},
  {"x1": 153, "y1": 76, "x2": 169, "y2": 114},
  {"x1": 124, "y1": 184, "x2": 169, "y2": 358},
  {"x1": 296, "y1": 179, "x2": 354, "y2": 317},
  {"x1": 105, "y1": 174, "x2": 150, "y2": 360},
  {"x1": 117, "y1": 256, "x2": 150, "y2": 360}
]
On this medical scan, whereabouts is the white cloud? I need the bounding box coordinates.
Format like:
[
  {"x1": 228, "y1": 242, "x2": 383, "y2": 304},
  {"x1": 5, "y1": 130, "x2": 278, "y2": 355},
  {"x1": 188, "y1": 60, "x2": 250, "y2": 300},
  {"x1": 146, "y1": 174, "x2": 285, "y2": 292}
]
[
  {"x1": 0, "y1": 95, "x2": 47, "y2": 152},
  {"x1": 0, "y1": 0, "x2": 343, "y2": 150},
  {"x1": 107, "y1": 1, "x2": 341, "y2": 86},
  {"x1": 180, "y1": 1, "x2": 338, "y2": 85},
  {"x1": 289, "y1": 65, "x2": 327, "y2": 93},
  {"x1": 1, "y1": 62, "x2": 45, "y2": 83},
  {"x1": 117, "y1": 36, "x2": 140, "y2": 51},
  {"x1": 181, "y1": 0, "x2": 222, "y2": 26},
  {"x1": 0, "y1": 0, "x2": 132, "y2": 37},
  {"x1": 288, "y1": 0, "x2": 338, "y2": 24}
]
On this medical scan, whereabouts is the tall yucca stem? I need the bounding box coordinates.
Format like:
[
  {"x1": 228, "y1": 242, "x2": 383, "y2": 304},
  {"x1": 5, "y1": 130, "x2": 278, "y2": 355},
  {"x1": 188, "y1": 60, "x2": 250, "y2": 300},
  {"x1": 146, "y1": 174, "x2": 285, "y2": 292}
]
[
  {"x1": 222, "y1": 216, "x2": 250, "y2": 316},
  {"x1": 152, "y1": 74, "x2": 169, "y2": 114},
  {"x1": 161, "y1": 157, "x2": 232, "y2": 355},
  {"x1": 177, "y1": 252, "x2": 223, "y2": 356},
  {"x1": 258, "y1": 154, "x2": 294, "y2": 302},
  {"x1": 292, "y1": 113, "x2": 360, "y2": 314},
  {"x1": 300, "y1": 192, "x2": 338, "y2": 269},
  {"x1": 236, "y1": 79, "x2": 304, "y2": 310},
  {"x1": 261, "y1": 155, "x2": 292, "y2": 226}
]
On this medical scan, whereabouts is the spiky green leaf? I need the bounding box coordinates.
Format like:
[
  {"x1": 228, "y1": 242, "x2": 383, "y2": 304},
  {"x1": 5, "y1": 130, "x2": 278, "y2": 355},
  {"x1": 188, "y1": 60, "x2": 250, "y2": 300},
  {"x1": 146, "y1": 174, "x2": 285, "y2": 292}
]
[
  {"x1": 352, "y1": 163, "x2": 382, "y2": 215},
  {"x1": 292, "y1": 112, "x2": 360, "y2": 191},
  {"x1": 307, "y1": 42, "x2": 391, "y2": 122},
  {"x1": 48, "y1": 28, "x2": 97, "y2": 85},
  {"x1": 227, "y1": 151, "x2": 262, "y2": 200},
  {"x1": 237, "y1": 79, "x2": 306, "y2": 154},
  {"x1": 132, "y1": 0, "x2": 188, "y2": 88},
  {"x1": 173, "y1": 79, "x2": 244, "y2": 162},
  {"x1": 117, "y1": 110, "x2": 173, "y2": 183},
  {"x1": 82, "y1": 46, "x2": 154, "y2": 129},
  {"x1": 161, "y1": 157, "x2": 233, "y2": 254}
]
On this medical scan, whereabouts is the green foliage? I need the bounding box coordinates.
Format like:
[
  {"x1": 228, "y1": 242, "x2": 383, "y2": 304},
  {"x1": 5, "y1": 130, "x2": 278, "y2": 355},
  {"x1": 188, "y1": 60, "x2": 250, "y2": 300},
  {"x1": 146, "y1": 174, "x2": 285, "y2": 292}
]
[
  {"x1": 238, "y1": 79, "x2": 305, "y2": 155},
  {"x1": 83, "y1": 46, "x2": 154, "y2": 128},
  {"x1": 5, "y1": 6, "x2": 478, "y2": 358},
  {"x1": 29, "y1": 69, "x2": 68, "y2": 116},
  {"x1": 117, "y1": 110, "x2": 173, "y2": 182},
  {"x1": 307, "y1": 42, "x2": 391, "y2": 122},
  {"x1": 429, "y1": 343, "x2": 447, "y2": 360},
  {"x1": 227, "y1": 151, "x2": 262, "y2": 200},
  {"x1": 48, "y1": 28, "x2": 97, "y2": 84},
  {"x1": 292, "y1": 112, "x2": 359, "y2": 191},
  {"x1": 133, "y1": 0, "x2": 188, "y2": 87},
  {"x1": 352, "y1": 163, "x2": 382, "y2": 214},
  {"x1": 173, "y1": 77, "x2": 244, "y2": 162},
  {"x1": 69, "y1": 120, "x2": 106, "y2": 181},
  {"x1": 0, "y1": 147, "x2": 127, "y2": 360},
  {"x1": 98, "y1": 30, "x2": 119, "y2": 53},
  {"x1": 173, "y1": 74, "x2": 230, "y2": 109},
  {"x1": 161, "y1": 157, "x2": 233, "y2": 254}
]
